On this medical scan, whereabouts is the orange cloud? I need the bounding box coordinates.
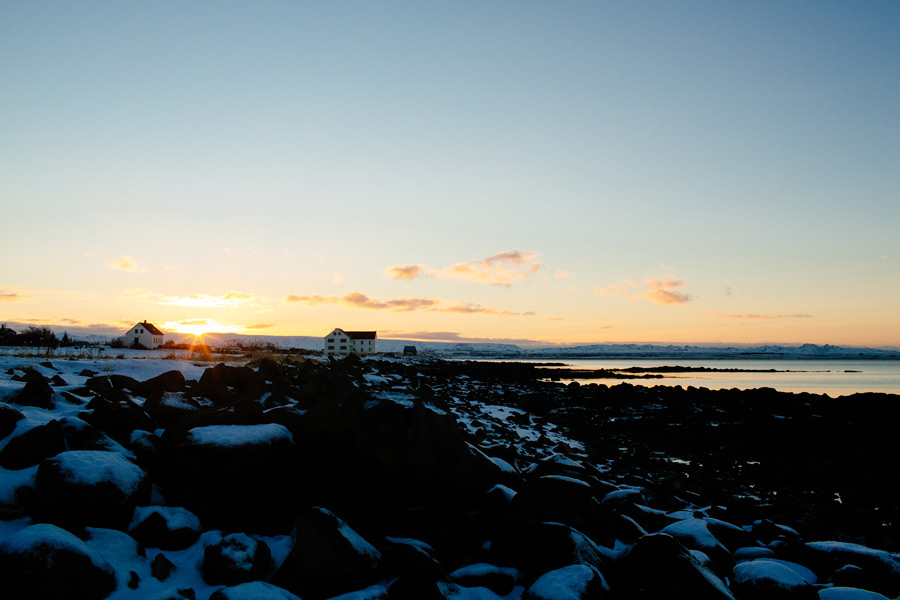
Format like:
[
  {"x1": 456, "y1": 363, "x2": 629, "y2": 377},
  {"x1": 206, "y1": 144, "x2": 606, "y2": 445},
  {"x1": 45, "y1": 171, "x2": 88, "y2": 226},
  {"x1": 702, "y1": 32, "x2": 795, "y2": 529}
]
[
  {"x1": 1, "y1": 292, "x2": 24, "y2": 302},
  {"x1": 284, "y1": 291, "x2": 532, "y2": 316},
  {"x1": 595, "y1": 275, "x2": 691, "y2": 305},
  {"x1": 642, "y1": 277, "x2": 691, "y2": 305},
  {"x1": 244, "y1": 323, "x2": 277, "y2": 330},
  {"x1": 711, "y1": 313, "x2": 813, "y2": 320},
  {"x1": 384, "y1": 264, "x2": 428, "y2": 280},
  {"x1": 384, "y1": 251, "x2": 543, "y2": 287},
  {"x1": 107, "y1": 256, "x2": 145, "y2": 272}
]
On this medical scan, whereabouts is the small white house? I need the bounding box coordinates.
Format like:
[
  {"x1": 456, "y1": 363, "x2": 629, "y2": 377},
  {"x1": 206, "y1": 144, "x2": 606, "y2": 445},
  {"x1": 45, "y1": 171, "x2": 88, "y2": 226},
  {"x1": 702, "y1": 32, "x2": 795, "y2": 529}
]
[
  {"x1": 324, "y1": 328, "x2": 377, "y2": 355},
  {"x1": 123, "y1": 321, "x2": 165, "y2": 349}
]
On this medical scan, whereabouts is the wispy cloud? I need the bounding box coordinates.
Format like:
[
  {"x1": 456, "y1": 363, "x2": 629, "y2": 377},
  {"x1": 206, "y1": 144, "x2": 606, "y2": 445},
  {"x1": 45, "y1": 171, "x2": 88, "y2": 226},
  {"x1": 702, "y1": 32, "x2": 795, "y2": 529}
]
[
  {"x1": 594, "y1": 275, "x2": 691, "y2": 305},
  {"x1": 710, "y1": 313, "x2": 813, "y2": 320},
  {"x1": 554, "y1": 270, "x2": 573, "y2": 280},
  {"x1": 284, "y1": 291, "x2": 533, "y2": 316},
  {"x1": 643, "y1": 277, "x2": 691, "y2": 305},
  {"x1": 333, "y1": 272, "x2": 346, "y2": 285},
  {"x1": 384, "y1": 264, "x2": 427, "y2": 280},
  {"x1": 384, "y1": 251, "x2": 543, "y2": 287},
  {"x1": 244, "y1": 323, "x2": 277, "y2": 330},
  {"x1": 107, "y1": 256, "x2": 145, "y2": 272},
  {"x1": 1, "y1": 292, "x2": 24, "y2": 302}
]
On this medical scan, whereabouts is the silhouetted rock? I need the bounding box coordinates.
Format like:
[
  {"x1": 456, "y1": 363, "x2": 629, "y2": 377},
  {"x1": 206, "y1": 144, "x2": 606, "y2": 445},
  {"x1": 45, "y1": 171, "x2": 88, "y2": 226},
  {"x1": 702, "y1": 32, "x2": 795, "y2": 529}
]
[
  {"x1": 135, "y1": 369, "x2": 186, "y2": 397},
  {"x1": 615, "y1": 533, "x2": 734, "y2": 599},
  {"x1": 273, "y1": 506, "x2": 382, "y2": 600},
  {"x1": 34, "y1": 450, "x2": 151, "y2": 530},
  {"x1": 0, "y1": 419, "x2": 65, "y2": 470},
  {"x1": 0, "y1": 523, "x2": 117, "y2": 600},
  {"x1": 202, "y1": 532, "x2": 272, "y2": 585},
  {"x1": 209, "y1": 582, "x2": 302, "y2": 600},
  {"x1": 11, "y1": 376, "x2": 54, "y2": 409},
  {"x1": 0, "y1": 404, "x2": 24, "y2": 440},
  {"x1": 129, "y1": 505, "x2": 202, "y2": 550}
]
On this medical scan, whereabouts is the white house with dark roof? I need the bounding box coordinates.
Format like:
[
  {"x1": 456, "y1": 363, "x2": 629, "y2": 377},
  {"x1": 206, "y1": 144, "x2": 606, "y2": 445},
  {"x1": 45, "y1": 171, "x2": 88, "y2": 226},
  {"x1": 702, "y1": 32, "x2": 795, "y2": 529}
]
[
  {"x1": 324, "y1": 328, "x2": 377, "y2": 355},
  {"x1": 124, "y1": 321, "x2": 165, "y2": 349}
]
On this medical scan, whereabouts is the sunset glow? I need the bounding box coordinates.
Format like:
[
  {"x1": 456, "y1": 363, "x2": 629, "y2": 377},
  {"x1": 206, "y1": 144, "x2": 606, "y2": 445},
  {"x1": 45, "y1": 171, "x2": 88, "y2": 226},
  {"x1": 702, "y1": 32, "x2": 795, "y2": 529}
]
[{"x1": 1, "y1": 3, "x2": 898, "y2": 349}]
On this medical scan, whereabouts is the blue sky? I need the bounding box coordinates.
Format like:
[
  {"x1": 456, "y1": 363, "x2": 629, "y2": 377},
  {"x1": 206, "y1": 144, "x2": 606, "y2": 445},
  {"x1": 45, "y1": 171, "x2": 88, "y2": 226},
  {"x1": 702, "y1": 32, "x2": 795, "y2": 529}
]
[{"x1": 2, "y1": 1, "x2": 898, "y2": 346}]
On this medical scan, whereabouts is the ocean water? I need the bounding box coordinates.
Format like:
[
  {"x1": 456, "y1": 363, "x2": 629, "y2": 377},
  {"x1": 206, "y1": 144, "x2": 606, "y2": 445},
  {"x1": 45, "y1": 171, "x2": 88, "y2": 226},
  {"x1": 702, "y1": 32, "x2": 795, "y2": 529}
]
[{"x1": 527, "y1": 358, "x2": 900, "y2": 396}]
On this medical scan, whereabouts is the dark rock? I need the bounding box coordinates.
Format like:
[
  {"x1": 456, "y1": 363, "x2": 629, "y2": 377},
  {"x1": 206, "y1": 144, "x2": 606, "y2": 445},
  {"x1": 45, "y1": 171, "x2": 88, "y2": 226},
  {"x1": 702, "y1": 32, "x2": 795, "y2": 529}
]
[
  {"x1": 492, "y1": 521, "x2": 611, "y2": 579},
  {"x1": 523, "y1": 564, "x2": 609, "y2": 600},
  {"x1": 732, "y1": 559, "x2": 817, "y2": 599},
  {"x1": 34, "y1": 450, "x2": 151, "y2": 530},
  {"x1": 128, "y1": 570, "x2": 140, "y2": 589},
  {"x1": 58, "y1": 416, "x2": 119, "y2": 452},
  {"x1": 86, "y1": 375, "x2": 113, "y2": 392},
  {"x1": 447, "y1": 563, "x2": 519, "y2": 596},
  {"x1": 82, "y1": 395, "x2": 154, "y2": 443},
  {"x1": 59, "y1": 391, "x2": 87, "y2": 404},
  {"x1": 0, "y1": 419, "x2": 66, "y2": 470},
  {"x1": 39, "y1": 361, "x2": 56, "y2": 370},
  {"x1": 209, "y1": 582, "x2": 302, "y2": 600},
  {"x1": 273, "y1": 506, "x2": 382, "y2": 600},
  {"x1": 507, "y1": 474, "x2": 613, "y2": 546},
  {"x1": 159, "y1": 422, "x2": 298, "y2": 532},
  {"x1": 0, "y1": 404, "x2": 25, "y2": 441},
  {"x1": 135, "y1": 369, "x2": 186, "y2": 397},
  {"x1": 615, "y1": 533, "x2": 734, "y2": 599},
  {"x1": 799, "y1": 541, "x2": 900, "y2": 597},
  {"x1": 49, "y1": 374, "x2": 68, "y2": 386},
  {"x1": 0, "y1": 523, "x2": 117, "y2": 600},
  {"x1": 196, "y1": 363, "x2": 265, "y2": 405},
  {"x1": 658, "y1": 518, "x2": 735, "y2": 570},
  {"x1": 109, "y1": 373, "x2": 140, "y2": 391},
  {"x1": 11, "y1": 376, "x2": 55, "y2": 409},
  {"x1": 202, "y1": 532, "x2": 272, "y2": 586},
  {"x1": 79, "y1": 369, "x2": 97, "y2": 377},
  {"x1": 378, "y1": 538, "x2": 445, "y2": 583},
  {"x1": 143, "y1": 391, "x2": 201, "y2": 427},
  {"x1": 129, "y1": 505, "x2": 202, "y2": 550},
  {"x1": 151, "y1": 552, "x2": 176, "y2": 581}
]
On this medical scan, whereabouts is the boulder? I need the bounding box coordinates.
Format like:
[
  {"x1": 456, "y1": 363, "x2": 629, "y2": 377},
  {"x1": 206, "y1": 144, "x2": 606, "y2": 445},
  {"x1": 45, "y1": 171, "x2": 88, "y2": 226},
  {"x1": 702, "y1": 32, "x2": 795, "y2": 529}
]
[
  {"x1": 0, "y1": 404, "x2": 24, "y2": 440},
  {"x1": 143, "y1": 391, "x2": 202, "y2": 427},
  {"x1": 0, "y1": 419, "x2": 66, "y2": 470},
  {"x1": 202, "y1": 532, "x2": 272, "y2": 586},
  {"x1": 659, "y1": 518, "x2": 734, "y2": 570},
  {"x1": 209, "y1": 582, "x2": 302, "y2": 600},
  {"x1": 129, "y1": 505, "x2": 202, "y2": 550},
  {"x1": 0, "y1": 523, "x2": 116, "y2": 600},
  {"x1": 11, "y1": 375, "x2": 55, "y2": 409},
  {"x1": 272, "y1": 506, "x2": 382, "y2": 600},
  {"x1": 523, "y1": 564, "x2": 609, "y2": 600},
  {"x1": 732, "y1": 559, "x2": 817, "y2": 599},
  {"x1": 196, "y1": 363, "x2": 265, "y2": 405},
  {"x1": 160, "y1": 422, "x2": 298, "y2": 532},
  {"x1": 492, "y1": 521, "x2": 612, "y2": 578},
  {"x1": 615, "y1": 533, "x2": 735, "y2": 599},
  {"x1": 135, "y1": 370, "x2": 186, "y2": 397},
  {"x1": 447, "y1": 563, "x2": 519, "y2": 596},
  {"x1": 82, "y1": 395, "x2": 154, "y2": 443},
  {"x1": 800, "y1": 541, "x2": 900, "y2": 598},
  {"x1": 34, "y1": 450, "x2": 151, "y2": 530}
]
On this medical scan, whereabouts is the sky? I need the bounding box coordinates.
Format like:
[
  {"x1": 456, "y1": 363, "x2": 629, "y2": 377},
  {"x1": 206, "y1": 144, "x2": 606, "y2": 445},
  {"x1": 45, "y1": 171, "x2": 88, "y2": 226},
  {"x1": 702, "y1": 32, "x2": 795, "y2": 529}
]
[{"x1": 1, "y1": 1, "x2": 898, "y2": 348}]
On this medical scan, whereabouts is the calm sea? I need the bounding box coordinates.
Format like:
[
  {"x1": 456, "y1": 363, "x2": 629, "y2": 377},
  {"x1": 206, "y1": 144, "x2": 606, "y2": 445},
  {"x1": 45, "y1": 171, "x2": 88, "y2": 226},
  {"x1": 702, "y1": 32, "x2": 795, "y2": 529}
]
[{"x1": 521, "y1": 358, "x2": 900, "y2": 396}]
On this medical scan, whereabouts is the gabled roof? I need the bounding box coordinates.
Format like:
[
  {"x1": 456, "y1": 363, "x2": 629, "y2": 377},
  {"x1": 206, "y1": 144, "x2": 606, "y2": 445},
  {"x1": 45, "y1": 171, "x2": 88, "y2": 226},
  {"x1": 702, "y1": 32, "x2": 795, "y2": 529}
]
[
  {"x1": 345, "y1": 331, "x2": 377, "y2": 340},
  {"x1": 328, "y1": 328, "x2": 376, "y2": 340},
  {"x1": 135, "y1": 321, "x2": 164, "y2": 335}
]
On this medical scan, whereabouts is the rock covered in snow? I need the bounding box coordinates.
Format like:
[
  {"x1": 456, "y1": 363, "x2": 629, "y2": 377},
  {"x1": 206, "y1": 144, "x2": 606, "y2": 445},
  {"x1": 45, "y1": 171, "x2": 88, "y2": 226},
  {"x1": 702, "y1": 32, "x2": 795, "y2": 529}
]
[
  {"x1": 523, "y1": 564, "x2": 609, "y2": 600},
  {"x1": 273, "y1": 506, "x2": 382, "y2": 600},
  {"x1": 129, "y1": 505, "x2": 202, "y2": 550},
  {"x1": 34, "y1": 450, "x2": 150, "y2": 530},
  {"x1": 208, "y1": 581, "x2": 302, "y2": 600},
  {"x1": 0, "y1": 523, "x2": 117, "y2": 599},
  {"x1": 202, "y1": 532, "x2": 272, "y2": 586}
]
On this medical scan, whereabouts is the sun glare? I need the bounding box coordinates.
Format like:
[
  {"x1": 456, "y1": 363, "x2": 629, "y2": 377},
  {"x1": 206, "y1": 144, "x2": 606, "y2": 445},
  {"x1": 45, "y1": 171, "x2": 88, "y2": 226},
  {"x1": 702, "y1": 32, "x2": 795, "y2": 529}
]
[{"x1": 162, "y1": 320, "x2": 243, "y2": 336}]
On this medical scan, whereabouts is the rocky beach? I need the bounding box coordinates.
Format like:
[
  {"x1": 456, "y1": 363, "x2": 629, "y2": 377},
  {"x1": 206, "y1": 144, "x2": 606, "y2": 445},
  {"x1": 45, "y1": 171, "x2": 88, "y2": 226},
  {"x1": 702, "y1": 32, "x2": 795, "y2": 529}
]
[{"x1": 1, "y1": 353, "x2": 899, "y2": 600}]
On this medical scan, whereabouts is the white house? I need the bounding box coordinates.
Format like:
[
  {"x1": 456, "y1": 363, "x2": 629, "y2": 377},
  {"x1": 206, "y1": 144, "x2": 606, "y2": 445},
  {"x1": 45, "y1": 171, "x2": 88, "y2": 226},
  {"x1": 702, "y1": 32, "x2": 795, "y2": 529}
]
[
  {"x1": 123, "y1": 321, "x2": 165, "y2": 349},
  {"x1": 324, "y1": 328, "x2": 377, "y2": 355}
]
